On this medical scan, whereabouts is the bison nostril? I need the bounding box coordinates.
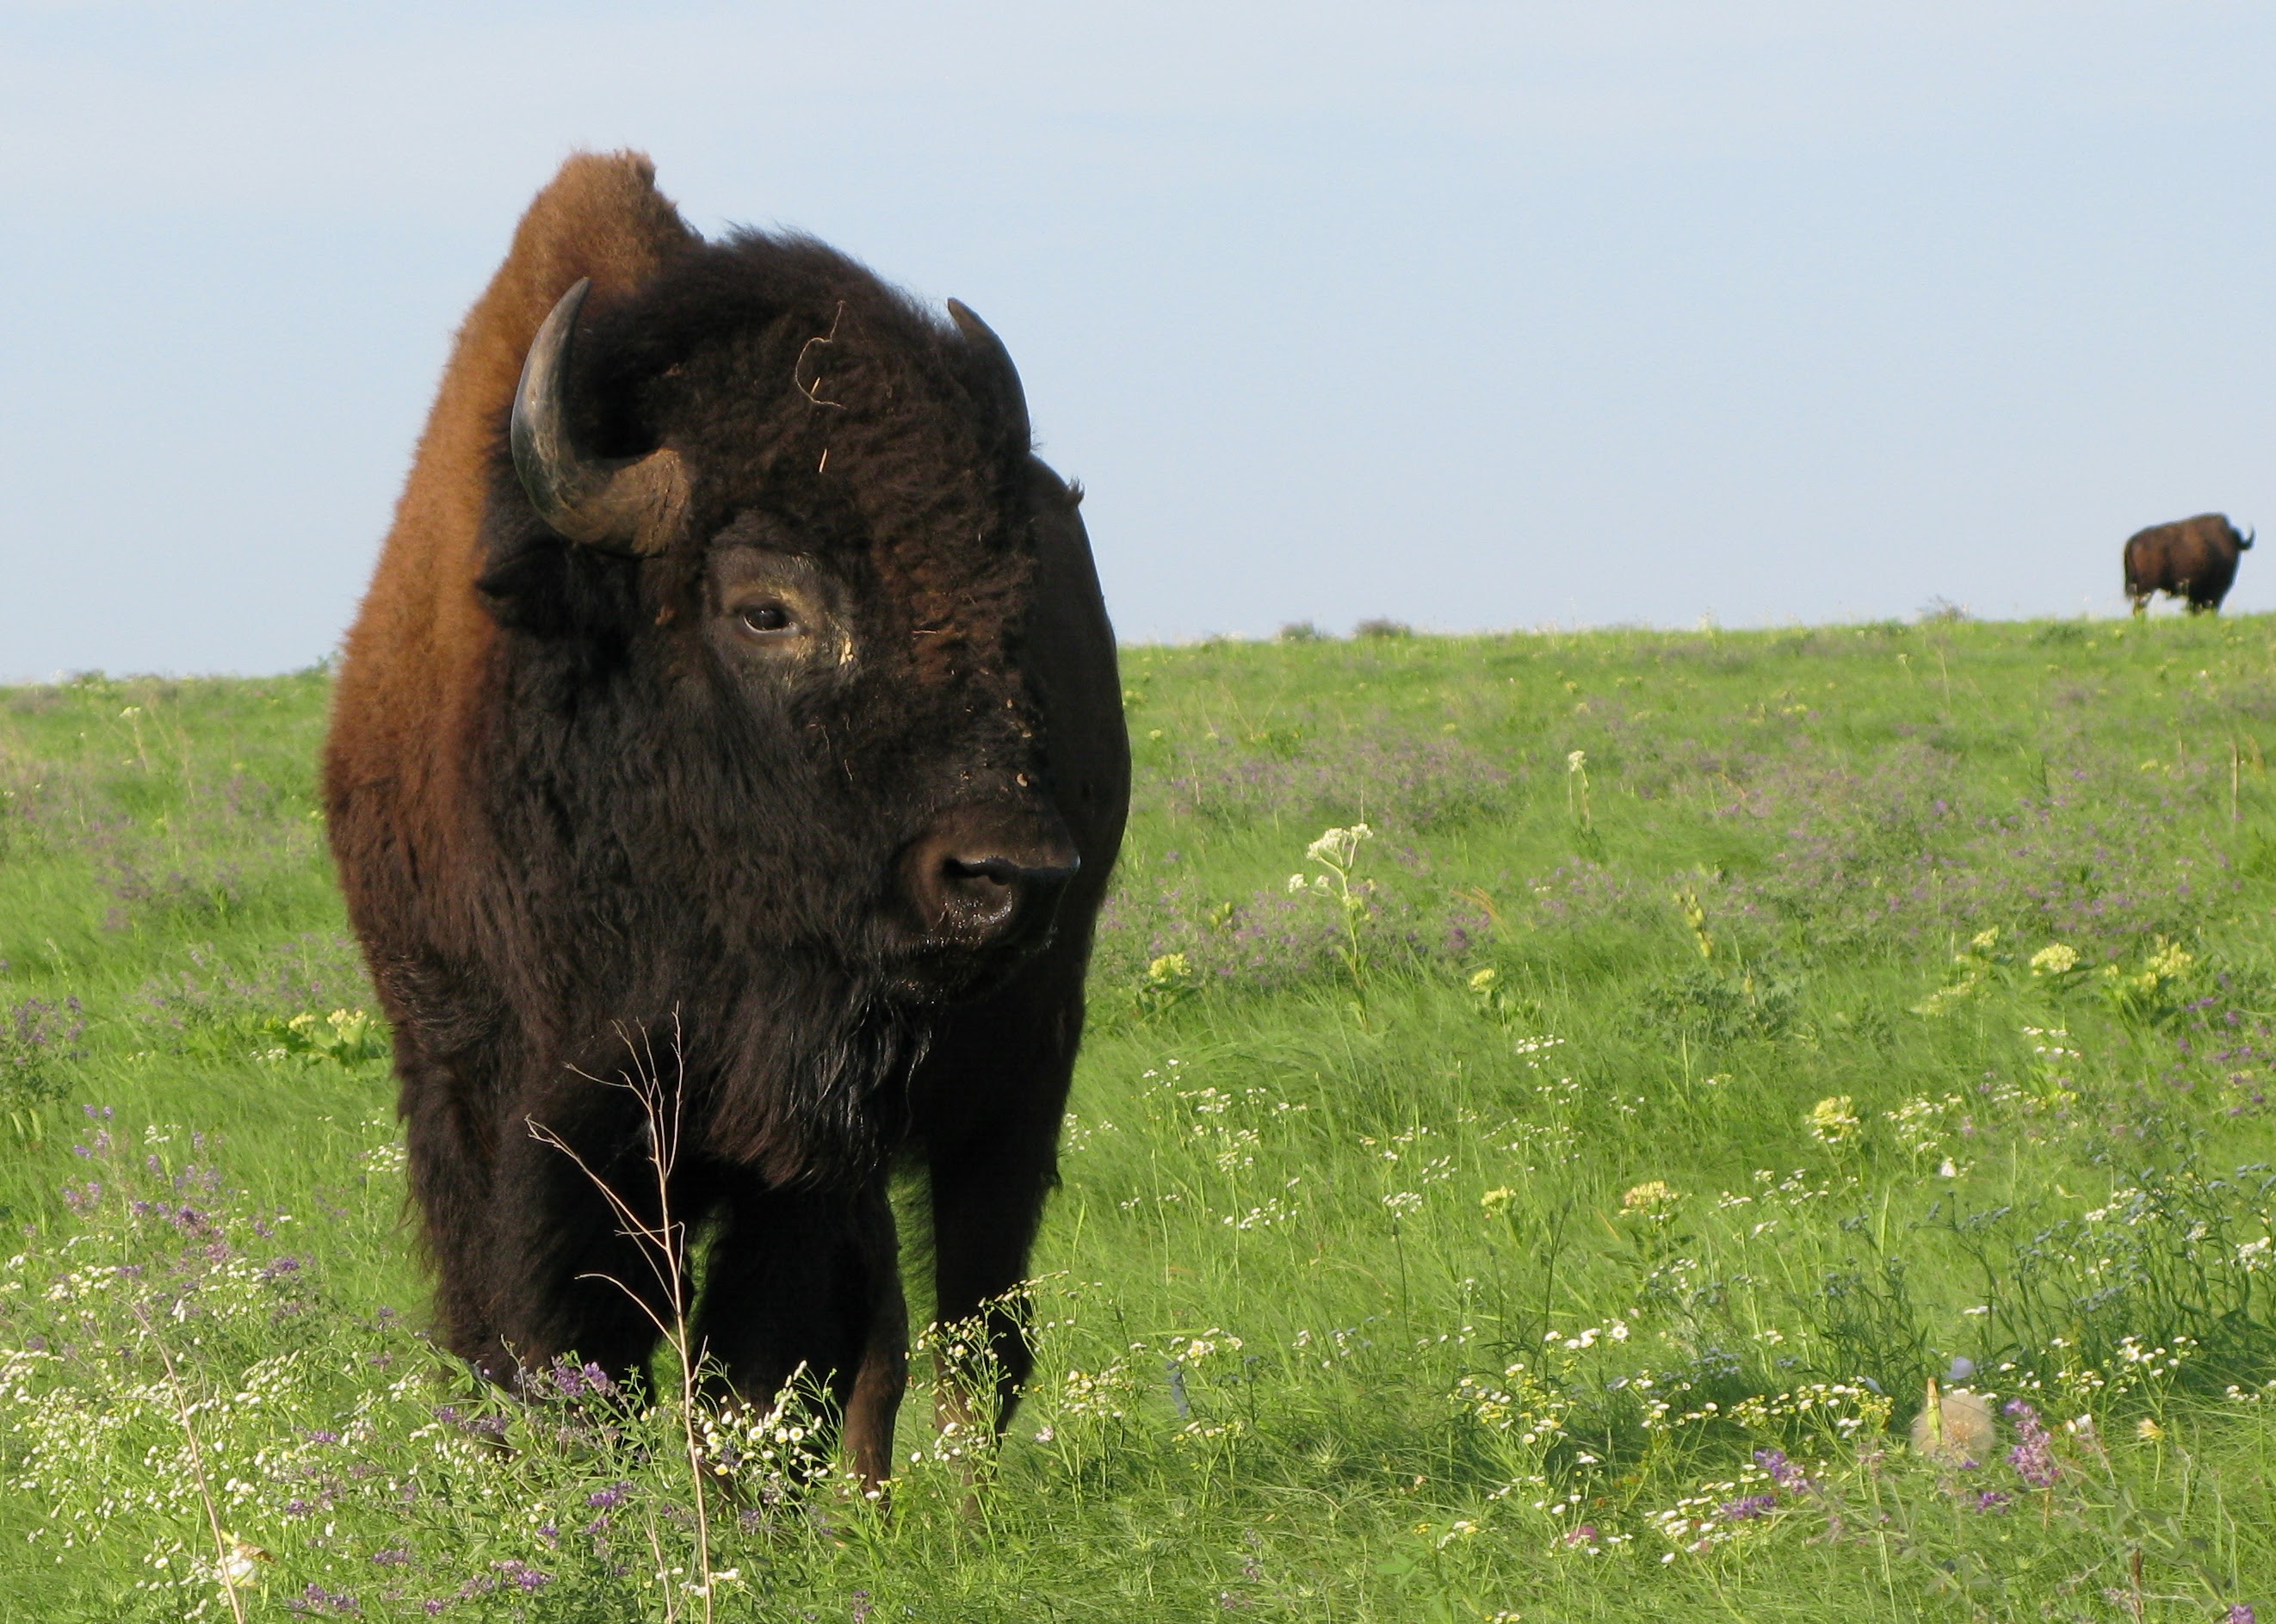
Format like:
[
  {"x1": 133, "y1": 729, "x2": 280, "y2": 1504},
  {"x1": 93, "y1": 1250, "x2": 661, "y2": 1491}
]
[
  {"x1": 943, "y1": 855, "x2": 1019, "y2": 892},
  {"x1": 900, "y1": 804, "x2": 1081, "y2": 953},
  {"x1": 937, "y1": 856, "x2": 1017, "y2": 923},
  {"x1": 933, "y1": 852, "x2": 1080, "y2": 930},
  {"x1": 943, "y1": 853, "x2": 1080, "y2": 892}
]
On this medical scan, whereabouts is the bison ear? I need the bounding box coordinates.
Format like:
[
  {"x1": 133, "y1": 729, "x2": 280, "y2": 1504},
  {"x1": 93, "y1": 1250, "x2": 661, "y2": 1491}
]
[{"x1": 947, "y1": 299, "x2": 1032, "y2": 454}]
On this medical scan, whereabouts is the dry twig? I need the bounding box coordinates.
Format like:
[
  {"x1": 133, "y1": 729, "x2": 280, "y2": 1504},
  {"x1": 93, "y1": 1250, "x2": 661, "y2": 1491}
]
[{"x1": 528, "y1": 1014, "x2": 715, "y2": 1624}]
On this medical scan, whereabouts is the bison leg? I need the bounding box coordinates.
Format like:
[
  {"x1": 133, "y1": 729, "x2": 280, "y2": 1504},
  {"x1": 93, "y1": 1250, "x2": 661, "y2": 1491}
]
[
  {"x1": 692, "y1": 1177, "x2": 906, "y2": 1485},
  {"x1": 919, "y1": 1031, "x2": 1076, "y2": 1433},
  {"x1": 914, "y1": 966, "x2": 1085, "y2": 1438},
  {"x1": 397, "y1": 1031, "x2": 503, "y2": 1371},
  {"x1": 468, "y1": 1079, "x2": 683, "y2": 1388},
  {"x1": 925, "y1": 1127, "x2": 1060, "y2": 1435}
]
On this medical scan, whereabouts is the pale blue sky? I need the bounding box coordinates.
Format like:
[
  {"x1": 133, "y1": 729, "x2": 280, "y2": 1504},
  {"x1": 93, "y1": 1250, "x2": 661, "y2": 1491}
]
[{"x1": 3, "y1": 3, "x2": 2272, "y2": 678}]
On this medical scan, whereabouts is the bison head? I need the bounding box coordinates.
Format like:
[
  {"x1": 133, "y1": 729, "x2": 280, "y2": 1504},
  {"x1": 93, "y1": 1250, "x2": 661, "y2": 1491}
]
[{"x1": 474, "y1": 243, "x2": 1085, "y2": 1007}]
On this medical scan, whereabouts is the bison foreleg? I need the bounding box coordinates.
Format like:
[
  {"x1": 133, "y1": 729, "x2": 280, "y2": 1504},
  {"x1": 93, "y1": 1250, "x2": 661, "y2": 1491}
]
[
  {"x1": 401, "y1": 1034, "x2": 661, "y2": 1386},
  {"x1": 692, "y1": 1178, "x2": 906, "y2": 1486},
  {"x1": 925, "y1": 1122, "x2": 1061, "y2": 1439},
  {"x1": 477, "y1": 1087, "x2": 683, "y2": 1389}
]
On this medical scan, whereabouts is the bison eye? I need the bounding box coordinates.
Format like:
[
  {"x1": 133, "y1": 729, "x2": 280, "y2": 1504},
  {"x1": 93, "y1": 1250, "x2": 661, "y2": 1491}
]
[{"x1": 738, "y1": 602, "x2": 796, "y2": 638}]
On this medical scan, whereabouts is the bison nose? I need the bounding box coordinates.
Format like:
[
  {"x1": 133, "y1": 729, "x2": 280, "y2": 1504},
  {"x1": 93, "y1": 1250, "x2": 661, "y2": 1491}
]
[{"x1": 901, "y1": 808, "x2": 1081, "y2": 948}]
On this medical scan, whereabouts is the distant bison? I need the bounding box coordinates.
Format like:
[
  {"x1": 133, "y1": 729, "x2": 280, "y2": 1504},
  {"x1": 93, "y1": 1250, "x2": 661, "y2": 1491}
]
[
  {"x1": 322, "y1": 153, "x2": 1129, "y2": 1481},
  {"x1": 2124, "y1": 513, "x2": 2254, "y2": 615}
]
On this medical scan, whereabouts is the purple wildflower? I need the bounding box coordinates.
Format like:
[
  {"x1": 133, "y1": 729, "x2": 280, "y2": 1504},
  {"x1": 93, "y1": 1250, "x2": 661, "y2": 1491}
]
[
  {"x1": 2003, "y1": 1399, "x2": 2057, "y2": 1489},
  {"x1": 1753, "y1": 1448, "x2": 1816, "y2": 1495},
  {"x1": 1973, "y1": 1490, "x2": 2010, "y2": 1513},
  {"x1": 1718, "y1": 1494, "x2": 1777, "y2": 1521},
  {"x1": 588, "y1": 1482, "x2": 629, "y2": 1509},
  {"x1": 1560, "y1": 1524, "x2": 1599, "y2": 1547},
  {"x1": 305, "y1": 1429, "x2": 342, "y2": 1446},
  {"x1": 371, "y1": 1547, "x2": 412, "y2": 1568},
  {"x1": 852, "y1": 1590, "x2": 874, "y2": 1623},
  {"x1": 2227, "y1": 1609, "x2": 2256, "y2": 1624},
  {"x1": 261, "y1": 1256, "x2": 305, "y2": 1281},
  {"x1": 495, "y1": 1560, "x2": 551, "y2": 1593},
  {"x1": 289, "y1": 1583, "x2": 360, "y2": 1615}
]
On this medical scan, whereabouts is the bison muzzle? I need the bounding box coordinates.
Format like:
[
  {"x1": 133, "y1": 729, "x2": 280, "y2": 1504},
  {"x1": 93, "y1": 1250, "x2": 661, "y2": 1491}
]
[{"x1": 323, "y1": 152, "x2": 1129, "y2": 1483}]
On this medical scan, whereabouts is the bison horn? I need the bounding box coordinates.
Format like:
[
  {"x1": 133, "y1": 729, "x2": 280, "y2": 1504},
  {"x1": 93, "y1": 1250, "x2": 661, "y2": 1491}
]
[
  {"x1": 2244, "y1": 526, "x2": 2257, "y2": 550},
  {"x1": 946, "y1": 298, "x2": 1031, "y2": 453},
  {"x1": 510, "y1": 278, "x2": 690, "y2": 554}
]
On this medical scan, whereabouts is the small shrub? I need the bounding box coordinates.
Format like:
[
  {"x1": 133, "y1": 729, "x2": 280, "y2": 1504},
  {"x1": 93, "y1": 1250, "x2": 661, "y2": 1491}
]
[
  {"x1": 1646, "y1": 960, "x2": 1802, "y2": 1043},
  {"x1": 0, "y1": 995, "x2": 85, "y2": 1141}
]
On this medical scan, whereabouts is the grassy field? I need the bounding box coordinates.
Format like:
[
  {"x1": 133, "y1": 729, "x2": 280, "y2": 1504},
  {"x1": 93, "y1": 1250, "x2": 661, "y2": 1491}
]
[{"x1": 5, "y1": 614, "x2": 2276, "y2": 1621}]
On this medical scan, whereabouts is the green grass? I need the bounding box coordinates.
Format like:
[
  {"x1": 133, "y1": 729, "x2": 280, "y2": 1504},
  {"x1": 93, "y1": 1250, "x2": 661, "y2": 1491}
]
[{"x1": 6, "y1": 615, "x2": 2276, "y2": 1620}]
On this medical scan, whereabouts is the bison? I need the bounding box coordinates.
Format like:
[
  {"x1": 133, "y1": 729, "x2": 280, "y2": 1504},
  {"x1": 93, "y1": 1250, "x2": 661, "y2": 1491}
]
[
  {"x1": 323, "y1": 152, "x2": 1129, "y2": 1481},
  {"x1": 2124, "y1": 513, "x2": 2254, "y2": 615}
]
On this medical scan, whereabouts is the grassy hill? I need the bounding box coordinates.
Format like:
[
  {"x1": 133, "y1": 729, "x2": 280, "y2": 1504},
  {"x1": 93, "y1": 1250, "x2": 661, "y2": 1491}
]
[{"x1": 3, "y1": 615, "x2": 2275, "y2": 1620}]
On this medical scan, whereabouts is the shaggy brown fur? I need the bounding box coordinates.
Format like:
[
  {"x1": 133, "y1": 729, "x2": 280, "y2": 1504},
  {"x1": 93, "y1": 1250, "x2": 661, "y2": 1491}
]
[
  {"x1": 2124, "y1": 513, "x2": 2254, "y2": 614},
  {"x1": 323, "y1": 153, "x2": 1129, "y2": 1482}
]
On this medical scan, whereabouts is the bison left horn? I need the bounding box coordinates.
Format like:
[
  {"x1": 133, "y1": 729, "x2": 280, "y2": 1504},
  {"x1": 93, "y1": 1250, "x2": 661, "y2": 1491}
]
[
  {"x1": 510, "y1": 278, "x2": 690, "y2": 554},
  {"x1": 946, "y1": 299, "x2": 1031, "y2": 453}
]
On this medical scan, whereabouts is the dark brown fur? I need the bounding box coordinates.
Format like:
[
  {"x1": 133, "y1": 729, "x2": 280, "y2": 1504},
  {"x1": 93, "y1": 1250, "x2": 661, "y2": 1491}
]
[
  {"x1": 2124, "y1": 513, "x2": 2253, "y2": 614},
  {"x1": 323, "y1": 153, "x2": 1129, "y2": 1480}
]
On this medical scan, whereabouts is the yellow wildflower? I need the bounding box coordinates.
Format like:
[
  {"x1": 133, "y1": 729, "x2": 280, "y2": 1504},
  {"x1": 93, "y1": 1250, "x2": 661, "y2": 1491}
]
[
  {"x1": 1806, "y1": 1096, "x2": 1860, "y2": 1145},
  {"x1": 2029, "y1": 942, "x2": 2079, "y2": 976}
]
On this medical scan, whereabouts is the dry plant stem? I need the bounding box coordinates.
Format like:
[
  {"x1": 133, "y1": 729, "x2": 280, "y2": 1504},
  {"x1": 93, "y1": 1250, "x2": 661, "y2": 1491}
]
[
  {"x1": 134, "y1": 1306, "x2": 247, "y2": 1624},
  {"x1": 644, "y1": 1512, "x2": 679, "y2": 1624},
  {"x1": 794, "y1": 300, "x2": 849, "y2": 411},
  {"x1": 527, "y1": 1016, "x2": 714, "y2": 1624}
]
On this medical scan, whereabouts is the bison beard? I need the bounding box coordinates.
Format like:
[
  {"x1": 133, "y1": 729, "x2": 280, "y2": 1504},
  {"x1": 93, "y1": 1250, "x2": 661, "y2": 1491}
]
[{"x1": 324, "y1": 152, "x2": 1129, "y2": 1485}]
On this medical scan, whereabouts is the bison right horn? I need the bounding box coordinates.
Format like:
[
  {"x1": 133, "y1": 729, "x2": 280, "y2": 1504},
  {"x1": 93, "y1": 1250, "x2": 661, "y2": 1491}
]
[
  {"x1": 946, "y1": 298, "x2": 1031, "y2": 453},
  {"x1": 510, "y1": 278, "x2": 690, "y2": 555}
]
